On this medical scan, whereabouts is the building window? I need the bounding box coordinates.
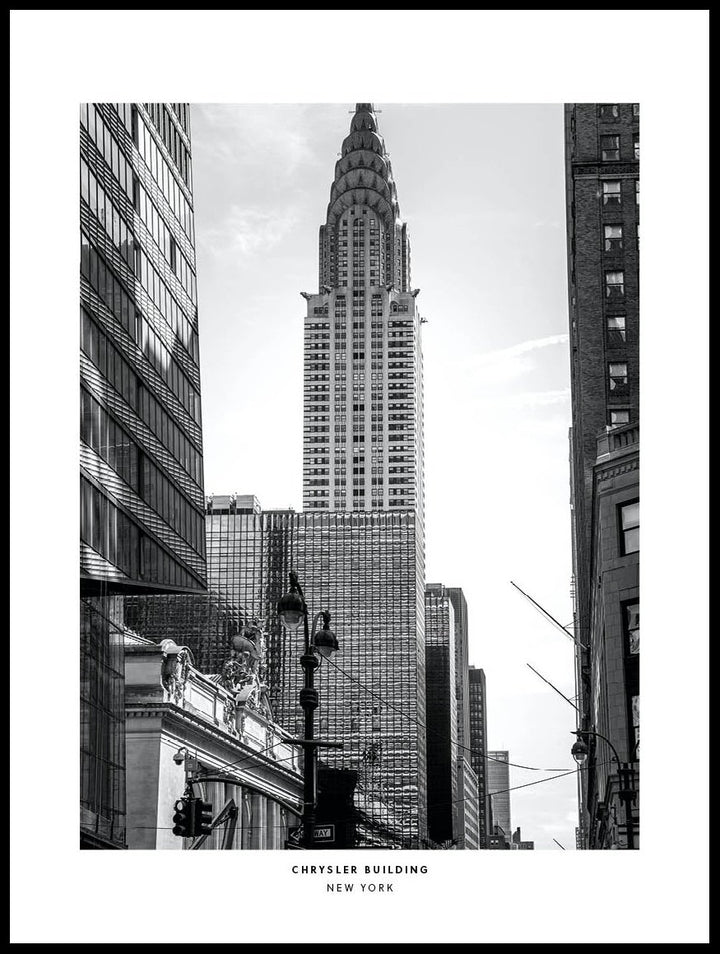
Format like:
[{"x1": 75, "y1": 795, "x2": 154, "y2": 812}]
[
  {"x1": 602, "y1": 181, "x2": 622, "y2": 206},
  {"x1": 605, "y1": 271, "x2": 625, "y2": 299},
  {"x1": 632, "y1": 103, "x2": 640, "y2": 117},
  {"x1": 604, "y1": 224, "x2": 623, "y2": 251},
  {"x1": 619, "y1": 501, "x2": 639, "y2": 554},
  {"x1": 634, "y1": 136, "x2": 640, "y2": 160},
  {"x1": 635, "y1": 180, "x2": 639, "y2": 205},
  {"x1": 600, "y1": 135, "x2": 620, "y2": 161},
  {"x1": 609, "y1": 408, "x2": 630, "y2": 427},
  {"x1": 625, "y1": 602, "x2": 639, "y2": 654},
  {"x1": 599, "y1": 104, "x2": 619, "y2": 120},
  {"x1": 607, "y1": 314, "x2": 626, "y2": 342},
  {"x1": 608, "y1": 362, "x2": 628, "y2": 390}
]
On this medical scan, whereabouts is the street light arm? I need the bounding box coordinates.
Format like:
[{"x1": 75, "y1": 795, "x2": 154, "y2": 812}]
[{"x1": 572, "y1": 729, "x2": 621, "y2": 769}]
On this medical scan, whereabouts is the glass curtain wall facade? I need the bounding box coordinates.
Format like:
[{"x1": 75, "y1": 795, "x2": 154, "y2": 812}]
[
  {"x1": 487, "y1": 750, "x2": 511, "y2": 841},
  {"x1": 80, "y1": 102, "x2": 206, "y2": 847},
  {"x1": 447, "y1": 587, "x2": 471, "y2": 752},
  {"x1": 468, "y1": 666, "x2": 489, "y2": 847}
]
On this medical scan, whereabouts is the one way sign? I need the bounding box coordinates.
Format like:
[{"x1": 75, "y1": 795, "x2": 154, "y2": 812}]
[{"x1": 288, "y1": 824, "x2": 335, "y2": 844}]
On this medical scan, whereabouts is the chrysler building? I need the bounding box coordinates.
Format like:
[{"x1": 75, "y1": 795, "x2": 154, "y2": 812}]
[{"x1": 302, "y1": 104, "x2": 425, "y2": 524}]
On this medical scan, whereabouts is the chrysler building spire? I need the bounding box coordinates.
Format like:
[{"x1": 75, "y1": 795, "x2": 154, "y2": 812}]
[{"x1": 319, "y1": 103, "x2": 409, "y2": 293}]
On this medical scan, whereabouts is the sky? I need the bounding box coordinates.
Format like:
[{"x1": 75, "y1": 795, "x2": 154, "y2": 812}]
[{"x1": 191, "y1": 102, "x2": 579, "y2": 849}]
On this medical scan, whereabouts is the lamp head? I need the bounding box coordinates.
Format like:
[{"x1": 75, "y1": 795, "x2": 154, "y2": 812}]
[
  {"x1": 277, "y1": 572, "x2": 305, "y2": 632},
  {"x1": 314, "y1": 611, "x2": 339, "y2": 659},
  {"x1": 571, "y1": 737, "x2": 589, "y2": 765}
]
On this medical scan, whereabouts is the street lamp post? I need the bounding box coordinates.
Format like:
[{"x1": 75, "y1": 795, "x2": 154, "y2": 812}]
[
  {"x1": 571, "y1": 729, "x2": 637, "y2": 849},
  {"x1": 277, "y1": 571, "x2": 340, "y2": 849}
]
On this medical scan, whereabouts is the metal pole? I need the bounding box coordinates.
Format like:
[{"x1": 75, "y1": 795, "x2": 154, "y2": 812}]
[{"x1": 295, "y1": 577, "x2": 318, "y2": 850}]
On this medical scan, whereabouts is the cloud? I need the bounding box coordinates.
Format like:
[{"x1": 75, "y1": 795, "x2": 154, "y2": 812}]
[
  {"x1": 471, "y1": 333, "x2": 569, "y2": 368},
  {"x1": 198, "y1": 204, "x2": 299, "y2": 257},
  {"x1": 194, "y1": 104, "x2": 316, "y2": 178},
  {"x1": 475, "y1": 387, "x2": 571, "y2": 410}
]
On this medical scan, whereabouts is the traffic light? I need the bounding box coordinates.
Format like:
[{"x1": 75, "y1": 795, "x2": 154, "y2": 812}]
[
  {"x1": 172, "y1": 797, "x2": 195, "y2": 838},
  {"x1": 193, "y1": 799, "x2": 213, "y2": 835}
]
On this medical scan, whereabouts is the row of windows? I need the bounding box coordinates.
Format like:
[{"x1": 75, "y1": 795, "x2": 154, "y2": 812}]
[
  {"x1": 81, "y1": 389, "x2": 205, "y2": 554},
  {"x1": 136, "y1": 110, "x2": 194, "y2": 242},
  {"x1": 81, "y1": 160, "x2": 134, "y2": 269},
  {"x1": 144, "y1": 102, "x2": 192, "y2": 189},
  {"x1": 600, "y1": 134, "x2": 640, "y2": 162},
  {"x1": 81, "y1": 476, "x2": 198, "y2": 588},
  {"x1": 598, "y1": 103, "x2": 640, "y2": 120},
  {"x1": 136, "y1": 247, "x2": 199, "y2": 362},
  {"x1": 81, "y1": 103, "x2": 134, "y2": 205},
  {"x1": 602, "y1": 180, "x2": 640, "y2": 206},
  {"x1": 136, "y1": 181, "x2": 196, "y2": 301},
  {"x1": 80, "y1": 308, "x2": 203, "y2": 485}
]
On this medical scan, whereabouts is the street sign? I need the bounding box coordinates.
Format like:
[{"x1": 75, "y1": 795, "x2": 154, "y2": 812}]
[{"x1": 288, "y1": 824, "x2": 335, "y2": 844}]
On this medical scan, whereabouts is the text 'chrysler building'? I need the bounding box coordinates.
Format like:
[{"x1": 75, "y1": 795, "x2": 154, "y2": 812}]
[{"x1": 302, "y1": 104, "x2": 425, "y2": 523}]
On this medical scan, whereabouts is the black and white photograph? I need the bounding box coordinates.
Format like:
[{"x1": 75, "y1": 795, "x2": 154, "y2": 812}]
[{"x1": 11, "y1": 8, "x2": 708, "y2": 946}]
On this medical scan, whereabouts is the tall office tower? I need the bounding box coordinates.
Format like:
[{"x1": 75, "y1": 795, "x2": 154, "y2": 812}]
[
  {"x1": 565, "y1": 104, "x2": 640, "y2": 848},
  {"x1": 447, "y1": 588, "x2": 471, "y2": 752},
  {"x1": 80, "y1": 103, "x2": 206, "y2": 848},
  {"x1": 424, "y1": 584, "x2": 458, "y2": 845},
  {"x1": 126, "y1": 498, "x2": 427, "y2": 848},
  {"x1": 302, "y1": 103, "x2": 425, "y2": 521},
  {"x1": 468, "y1": 666, "x2": 489, "y2": 847},
  {"x1": 487, "y1": 750, "x2": 511, "y2": 842}
]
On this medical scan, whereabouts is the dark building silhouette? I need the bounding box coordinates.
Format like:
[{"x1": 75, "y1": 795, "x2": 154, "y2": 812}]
[
  {"x1": 565, "y1": 103, "x2": 640, "y2": 848},
  {"x1": 80, "y1": 103, "x2": 206, "y2": 847},
  {"x1": 424, "y1": 584, "x2": 458, "y2": 845}
]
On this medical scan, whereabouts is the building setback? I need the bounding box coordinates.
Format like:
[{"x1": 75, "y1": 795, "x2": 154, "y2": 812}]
[
  {"x1": 565, "y1": 103, "x2": 640, "y2": 848},
  {"x1": 487, "y1": 750, "x2": 511, "y2": 842},
  {"x1": 468, "y1": 666, "x2": 489, "y2": 847},
  {"x1": 80, "y1": 102, "x2": 206, "y2": 848}
]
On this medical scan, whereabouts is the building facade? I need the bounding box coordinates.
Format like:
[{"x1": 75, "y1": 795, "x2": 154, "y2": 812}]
[
  {"x1": 511, "y1": 827, "x2": 535, "y2": 850},
  {"x1": 447, "y1": 588, "x2": 471, "y2": 753},
  {"x1": 124, "y1": 633, "x2": 302, "y2": 849},
  {"x1": 487, "y1": 750, "x2": 511, "y2": 843},
  {"x1": 468, "y1": 666, "x2": 489, "y2": 847},
  {"x1": 424, "y1": 584, "x2": 458, "y2": 845},
  {"x1": 80, "y1": 102, "x2": 206, "y2": 848},
  {"x1": 565, "y1": 103, "x2": 640, "y2": 848},
  {"x1": 456, "y1": 757, "x2": 480, "y2": 850}
]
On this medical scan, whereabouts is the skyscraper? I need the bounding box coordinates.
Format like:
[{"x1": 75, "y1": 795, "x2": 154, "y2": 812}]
[
  {"x1": 80, "y1": 103, "x2": 206, "y2": 847},
  {"x1": 565, "y1": 103, "x2": 640, "y2": 848},
  {"x1": 487, "y1": 750, "x2": 511, "y2": 842},
  {"x1": 302, "y1": 103, "x2": 425, "y2": 521},
  {"x1": 424, "y1": 584, "x2": 458, "y2": 845},
  {"x1": 468, "y1": 666, "x2": 489, "y2": 847}
]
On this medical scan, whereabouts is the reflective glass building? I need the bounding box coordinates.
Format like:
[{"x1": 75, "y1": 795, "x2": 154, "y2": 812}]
[
  {"x1": 80, "y1": 103, "x2": 206, "y2": 847},
  {"x1": 487, "y1": 750, "x2": 511, "y2": 841}
]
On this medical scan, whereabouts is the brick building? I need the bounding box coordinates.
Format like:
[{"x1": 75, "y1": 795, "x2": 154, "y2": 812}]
[{"x1": 565, "y1": 103, "x2": 640, "y2": 848}]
